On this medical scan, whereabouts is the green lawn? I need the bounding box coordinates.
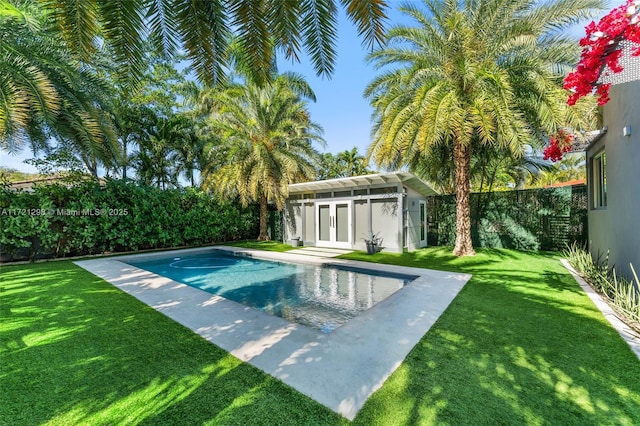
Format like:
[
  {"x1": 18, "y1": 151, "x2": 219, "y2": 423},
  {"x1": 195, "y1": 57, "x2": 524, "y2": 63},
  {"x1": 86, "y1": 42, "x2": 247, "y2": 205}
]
[
  {"x1": 222, "y1": 240, "x2": 295, "y2": 252},
  {"x1": 2, "y1": 246, "x2": 639, "y2": 425},
  {"x1": 341, "y1": 248, "x2": 640, "y2": 425}
]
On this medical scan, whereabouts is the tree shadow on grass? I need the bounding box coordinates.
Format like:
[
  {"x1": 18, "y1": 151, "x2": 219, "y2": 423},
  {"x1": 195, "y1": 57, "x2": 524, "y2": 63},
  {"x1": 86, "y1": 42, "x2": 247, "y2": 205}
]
[
  {"x1": 353, "y1": 258, "x2": 640, "y2": 425},
  {"x1": 0, "y1": 262, "x2": 345, "y2": 425}
]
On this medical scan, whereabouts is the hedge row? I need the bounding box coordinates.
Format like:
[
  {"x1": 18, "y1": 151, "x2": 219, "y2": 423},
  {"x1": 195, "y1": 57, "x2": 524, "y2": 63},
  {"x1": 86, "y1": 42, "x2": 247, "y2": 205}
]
[
  {"x1": 0, "y1": 179, "x2": 259, "y2": 260},
  {"x1": 426, "y1": 185, "x2": 588, "y2": 251}
]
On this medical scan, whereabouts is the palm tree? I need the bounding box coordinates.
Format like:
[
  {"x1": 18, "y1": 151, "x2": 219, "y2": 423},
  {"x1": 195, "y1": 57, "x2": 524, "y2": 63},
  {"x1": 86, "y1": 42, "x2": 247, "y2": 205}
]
[
  {"x1": 538, "y1": 153, "x2": 586, "y2": 187},
  {"x1": 130, "y1": 114, "x2": 199, "y2": 189},
  {"x1": 315, "y1": 148, "x2": 371, "y2": 179},
  {"x1": 168, "y1": 114, "x2": 206, "y2": 187},
  {"x1": 470, "y1": 144, "x2": 552, "y2": 192},
  {"x1": 107, "y1": 50, "x2": 199, "y2": 181},
  {"x1": 201, "y1": 72, "x2": 324, "y2": 240},
  {"x1": 365, "y1": 0, "x2": 601, "y2": 256},
  {"x1": 316, "y1": 152, "x2": 344, "y2": 180},
  {"x1": 43, "y1": 0, "x2": 388, "y2": 86},
  {"x1": 0, "y1": 1, "x2": 119, "y2": 176},
  {"x1": 110, "y1": 101, "x2": 152, "y2": 180},
  {"x1": 336, "y1": 147, "x2": 371, "y2": 177}
]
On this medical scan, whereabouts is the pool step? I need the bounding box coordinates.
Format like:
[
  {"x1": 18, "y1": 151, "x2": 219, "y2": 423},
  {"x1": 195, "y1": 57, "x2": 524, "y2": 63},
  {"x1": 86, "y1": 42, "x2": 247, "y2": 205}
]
[{"x1": 287, "y1": 246, "x2": 353, "y2": 257}]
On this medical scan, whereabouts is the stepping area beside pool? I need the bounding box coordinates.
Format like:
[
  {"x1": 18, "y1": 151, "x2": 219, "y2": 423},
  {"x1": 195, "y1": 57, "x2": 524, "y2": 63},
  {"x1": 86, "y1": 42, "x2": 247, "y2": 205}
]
[
  {"x1": 75, "y1": 246, "x2": 471, "y2": 420},
  {"x1": 286, "y1": 246, "x2": 354, "y2": 257}
]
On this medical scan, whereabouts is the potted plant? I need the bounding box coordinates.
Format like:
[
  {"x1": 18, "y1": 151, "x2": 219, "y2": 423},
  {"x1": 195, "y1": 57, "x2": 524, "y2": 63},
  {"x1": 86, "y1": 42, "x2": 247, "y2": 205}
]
[{"x1": 363, "y1": 231, "x2": 381, "y2": 255}]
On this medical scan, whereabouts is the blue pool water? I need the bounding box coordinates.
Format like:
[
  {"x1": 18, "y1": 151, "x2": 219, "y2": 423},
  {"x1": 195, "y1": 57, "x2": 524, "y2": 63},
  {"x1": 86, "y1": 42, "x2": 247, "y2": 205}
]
[{"x1": 126, "y1": 251, "x2": 416, "y2": 333}]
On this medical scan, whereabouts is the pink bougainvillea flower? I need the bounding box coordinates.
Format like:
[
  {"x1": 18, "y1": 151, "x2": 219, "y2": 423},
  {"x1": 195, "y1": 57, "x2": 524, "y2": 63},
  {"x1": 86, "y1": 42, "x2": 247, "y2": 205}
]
[
  {"x1": 564, "y1": 0, "x2": 640, "y2": 106},
  {"x1": 543, "y1": 130, "x2": 575, "y2": 162}
]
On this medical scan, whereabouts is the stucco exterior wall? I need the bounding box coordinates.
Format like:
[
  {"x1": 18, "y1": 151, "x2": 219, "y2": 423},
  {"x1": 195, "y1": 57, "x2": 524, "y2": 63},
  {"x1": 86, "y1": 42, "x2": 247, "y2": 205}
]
[
  {"x1": 405, "y1": 187, "x2": 427, "y2": 251},
  {"x1": 284, "y1": 202, "x2": 303, "y2": 242},
  {"x1": 587, "y1": 80, "x2": 640, "y2": 278},
  {"x1": 352, "y1": 200, "x2": 367, "y2": 249},
  {"x1": 371, "y1": 197, "x2": 401, "y2": 252}
]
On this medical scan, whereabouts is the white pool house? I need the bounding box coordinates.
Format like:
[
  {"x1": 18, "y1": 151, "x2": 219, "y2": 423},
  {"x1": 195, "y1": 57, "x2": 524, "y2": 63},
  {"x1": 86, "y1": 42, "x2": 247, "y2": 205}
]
[{"x1": 283, "y1": 172, "x2": 438, "y2": 253}]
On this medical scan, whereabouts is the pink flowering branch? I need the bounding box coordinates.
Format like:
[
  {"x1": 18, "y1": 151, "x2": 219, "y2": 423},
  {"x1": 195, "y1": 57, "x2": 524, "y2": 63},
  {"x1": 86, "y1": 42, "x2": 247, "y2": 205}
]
[
  {"x1": 543, "y1": 129, "x2": 575, "y2": 162},
  {"x1": 564, "y1": 0, "x2": 640, "y2": 106}
]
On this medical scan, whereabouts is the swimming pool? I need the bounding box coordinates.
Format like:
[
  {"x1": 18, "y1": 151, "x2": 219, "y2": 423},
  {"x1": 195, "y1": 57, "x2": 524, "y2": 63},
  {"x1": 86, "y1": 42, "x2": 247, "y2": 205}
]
[
  {"x1": 125, "y1": 251, "x2": 417, "y2": 333},
  {"x1": 76, "y1": 246, "x2": 472, "y2": 418}
]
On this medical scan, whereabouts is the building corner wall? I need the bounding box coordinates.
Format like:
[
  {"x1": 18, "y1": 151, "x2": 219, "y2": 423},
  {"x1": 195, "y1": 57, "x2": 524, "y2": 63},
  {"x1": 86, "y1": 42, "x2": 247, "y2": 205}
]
[{"x1": 587, "y1": 80, "x2": 640, "y2": 278}]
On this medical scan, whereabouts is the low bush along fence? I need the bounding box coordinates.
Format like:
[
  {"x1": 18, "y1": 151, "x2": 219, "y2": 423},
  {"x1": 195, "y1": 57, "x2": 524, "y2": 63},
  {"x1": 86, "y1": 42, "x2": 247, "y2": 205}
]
[
  {"x1": 565, "y1": 243, "x2": 640, "y2": 330},
  {"x1": 426, "y1": 185, "x2": 587, "y2": 251},
  {"x1": 0, "y1": 178, "x2": 260, "y2": 261}
]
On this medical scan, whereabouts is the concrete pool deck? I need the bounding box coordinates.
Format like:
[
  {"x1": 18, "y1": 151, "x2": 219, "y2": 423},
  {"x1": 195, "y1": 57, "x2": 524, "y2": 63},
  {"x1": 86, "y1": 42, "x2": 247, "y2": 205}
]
[{"x1": 75, "y1": 246, "x2": 471, "y2": 420}]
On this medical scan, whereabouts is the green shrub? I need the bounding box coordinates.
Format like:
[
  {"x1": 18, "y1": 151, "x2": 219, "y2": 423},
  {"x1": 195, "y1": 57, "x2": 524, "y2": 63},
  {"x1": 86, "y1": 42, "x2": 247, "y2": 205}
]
[
  {"x1": 0, "y1": 180, "x2": 260, "y2": 260},
  {"x1": 564, "y1": 242, "x2": 640, "y2": 326},
  {"x1": 475, "y1": 210, "x2": 540, "y2": 251},
  {"x1": 428, "y1": 185, "x2": 587, "y2": 251},
  {"x1": 0, "y1": 188, "x2": 56, "y2": 260}
]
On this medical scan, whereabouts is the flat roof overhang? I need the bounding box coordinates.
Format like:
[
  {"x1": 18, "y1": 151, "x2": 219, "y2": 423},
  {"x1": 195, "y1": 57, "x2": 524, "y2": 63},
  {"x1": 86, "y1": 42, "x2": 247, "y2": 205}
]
[
  {"x1": 568, "y1": 127, "x2": 608, "y2": 153},
  {"x1": 288, "y1": 172, "x2": 438, "y2": 197}
]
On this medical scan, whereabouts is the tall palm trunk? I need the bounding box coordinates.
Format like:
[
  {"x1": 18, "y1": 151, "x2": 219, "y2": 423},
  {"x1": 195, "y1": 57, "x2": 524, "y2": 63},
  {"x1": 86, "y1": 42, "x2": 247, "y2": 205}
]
[
  {"x1": 258, "y1": 194, "x2": 270, "y2": 241},
  {"x1": 453, "y1": 138, "x2": 475, "y2": 256}
]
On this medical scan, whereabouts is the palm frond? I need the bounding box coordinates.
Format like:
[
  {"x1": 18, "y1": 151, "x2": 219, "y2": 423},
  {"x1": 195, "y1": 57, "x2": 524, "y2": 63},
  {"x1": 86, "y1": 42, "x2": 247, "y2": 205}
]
[
  {"x1": 96, "y1": 0, "x2": 146, "y2": 84},
  {"x1": 41, "y1": 0, "x2": 100, "y2": 59},
  {"x1": 174, "y1": 0, "x2": 229, "y2": 86},
  {"x1": 268, "y1": 0, "x2": 303, "y2": 63},
  {"x1": 146, "y1": 0, "x2": 180, "y2": 57},
  {"x1": 300, "y1": 0, "x2": 338, "y2": 78},
  {"x1": 341, "y1": 0, "x2": 388, "y2": 49},
  {"x1": 229, "y1": 0, "x2": 273, "y2": 86}
]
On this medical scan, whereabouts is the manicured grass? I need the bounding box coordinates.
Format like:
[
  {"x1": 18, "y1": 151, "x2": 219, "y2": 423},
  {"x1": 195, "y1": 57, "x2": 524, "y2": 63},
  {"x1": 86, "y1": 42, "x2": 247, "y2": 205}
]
[
  {"x1": 2, "y1": 246, "x2": 640, "y2": 425},
  {"x1": 223, "y1": 239, "x2": 294, "y2": 252},
  {"x1": 341, "y1": 248, "x2": 640, "y2": 425},
  {"x1": 0, "y1": 261, "x2": 344, "y2": 425}
]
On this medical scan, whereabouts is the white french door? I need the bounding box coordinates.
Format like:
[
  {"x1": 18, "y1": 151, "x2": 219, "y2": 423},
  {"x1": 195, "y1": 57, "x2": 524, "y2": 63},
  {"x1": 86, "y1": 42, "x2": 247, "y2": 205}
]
[{"x1": 316, "y1": 201, "x2": 352, "y2": 249}]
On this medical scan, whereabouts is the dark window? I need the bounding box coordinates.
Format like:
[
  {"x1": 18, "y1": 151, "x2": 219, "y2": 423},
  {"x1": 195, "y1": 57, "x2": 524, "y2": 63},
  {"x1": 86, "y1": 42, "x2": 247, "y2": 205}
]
[
  {"x1": 369, "y1": 186, "x2": 398, "y2": 195},
  {"x1": 592, "y1": 151, "x2": 607, "y2": 208}
]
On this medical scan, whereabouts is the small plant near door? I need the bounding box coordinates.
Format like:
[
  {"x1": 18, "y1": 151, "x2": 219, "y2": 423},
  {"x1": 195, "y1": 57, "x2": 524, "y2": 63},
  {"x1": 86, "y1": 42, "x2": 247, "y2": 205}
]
[{"x1": 363, "y1": 231, "x2": 382, "y2": 254}]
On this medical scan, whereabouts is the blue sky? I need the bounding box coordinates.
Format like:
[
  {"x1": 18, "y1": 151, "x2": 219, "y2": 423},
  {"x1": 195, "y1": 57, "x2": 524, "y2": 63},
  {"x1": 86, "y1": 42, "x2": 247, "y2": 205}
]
[
  {"x1": 0, "y1": 0, "x2": 620, "y2": 174},
  {"x1": 276, "y1": 5, "x2": 412, "y2": 157}
]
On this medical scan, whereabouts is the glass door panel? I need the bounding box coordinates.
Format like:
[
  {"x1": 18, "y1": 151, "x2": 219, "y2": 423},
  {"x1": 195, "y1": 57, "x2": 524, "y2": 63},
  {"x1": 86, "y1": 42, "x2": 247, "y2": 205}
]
[
  {"x1": 319, "y1": 204, "x2": 330, "y2": 242},
  {"x1": 336, "y1": 203, "x2": 349, "y2": 242}
]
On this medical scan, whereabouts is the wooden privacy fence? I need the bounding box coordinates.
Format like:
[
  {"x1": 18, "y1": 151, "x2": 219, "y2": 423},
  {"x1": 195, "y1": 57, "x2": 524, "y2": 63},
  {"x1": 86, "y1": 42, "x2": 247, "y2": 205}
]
[{"x1": 426, "y1": 185, "x2": 588, "y2": 251}]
